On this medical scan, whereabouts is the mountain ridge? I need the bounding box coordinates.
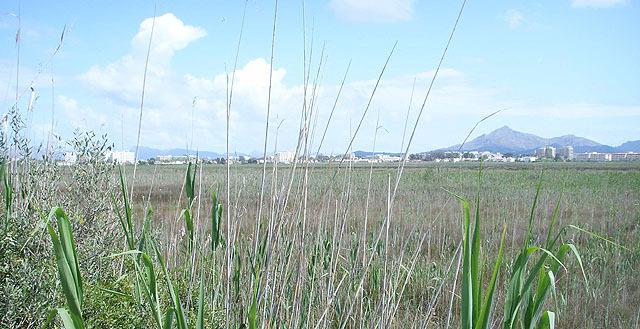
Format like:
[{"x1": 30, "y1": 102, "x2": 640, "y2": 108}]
[
  {"x1": 433, "y1": 126, "x2": 637, "y2": 154},
  {"x1": 127, "y1": 127, "x2": 638, "y2": 158}
]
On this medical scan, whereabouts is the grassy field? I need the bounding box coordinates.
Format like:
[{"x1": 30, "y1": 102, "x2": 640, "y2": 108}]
[
  {"x1": 115, "y1": 161, "x2": 638, "y2": 328},
  {"x1": 2, "y1": 158, "x2": 639, "y2": 328}
]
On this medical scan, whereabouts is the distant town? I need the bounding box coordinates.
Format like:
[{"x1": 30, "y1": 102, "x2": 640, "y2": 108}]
[{"x1": 59, "y1": 145, "x2": 640, "y2": 165}]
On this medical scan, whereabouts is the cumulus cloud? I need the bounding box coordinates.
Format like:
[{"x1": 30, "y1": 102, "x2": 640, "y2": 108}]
[
  {"x1": 571, "y1": 0, "x2": 627, "y2": 8},
  {"x1": 131, "y1": 13, "x2": 206, "y2": 64},
  {"x1": 212, "y1": 58, "x2": 293, "y2": 112},
  {"x1": 81, "y1": 13, "x2": 206, "y2": 103},
  {"x1": 504, "y1": 9, "x2": 524, "y2": 29},
  {"x1": 330, "y1": 0, "x2": 415, "y2": 23},
  {"x1": 76, "y1": 13, "x2": 306, "y2": 151},
  {"x1": 58, "y1": 95, "x2": 109, "y2": 130}
]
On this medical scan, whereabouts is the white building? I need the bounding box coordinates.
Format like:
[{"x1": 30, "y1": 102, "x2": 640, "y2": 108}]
[
  {"x1": 484, "y1": 152, "x2": 504, "y2": 162},
  {"x1": 109, "y1": 151, "x2": 135, "y2": 164},
  {"x1": 156, "y1": 155, "x2": 189, "y2": 164},
  {"x1": 611, "y1": 152, "x2": 640, "y2": 161},
  {"x1": 545, "y1": 146, "x2": 556, "y2": 159},
  {"x1": 574, "y1": 152, "x2": 611, "y2": 161},
  {"x1": 536, "y1": 146, "x2": 557, "y2": 159},
  {"x1": 574, "y1": 153, "x2": 589, "y2": 161},
  {"x1": 275, "y1": 151, "x2": 296, "y2": 163},
  {"x1": 518, "y1": 156, "x2": 537, "y2": 163},
  {"x1": 591, "y1": 153, "x2": 611, "y2": 161},
  {"x1": 374, "y1": 154, "x2": 402, "y2": 162},
  {"x1": 626, "y1": 153, "x2": 640, "y2": 161},
  {"x1": 557, "y1": 146, "x2": 574, "y2": 160}
]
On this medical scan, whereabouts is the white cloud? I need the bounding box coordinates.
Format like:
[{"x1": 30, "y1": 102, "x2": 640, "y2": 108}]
[
  {"x1": 80, "y1": 13, "x2": 206, "y2": 103},
  {"x1": 330, "y1": 0, "x2": 415, "y2": 23},
  {"x1": 212, "y1": 58, "x2": 293, "y2": 112},
  {"x1": 58, "y1": 95, "x2": 108, "y2": 130},
  {"x1": 571, "y1": 0, "x2": 627, "y2": 8},
  {"x1": 131, "y1": 13, "x2": 206, "y2": 65},
  {"x1": 505, "y1": 9, "x2": 524, "y2": 29},
  {"x1": 76, "y1": 13, "x2": 305, "y2": 151},
  {"x1": 76, "y1": 13, "x2": 215, "y2": 148}
]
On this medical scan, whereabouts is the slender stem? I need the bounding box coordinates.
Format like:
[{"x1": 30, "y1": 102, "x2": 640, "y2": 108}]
[
  {"x1": 391, "y1": 0, "x2": 469, "y2": 213},
  {"x1": 130, "y1": 3, "x2": 157, "y2": 200},
  {"x1": 254, "y1": 0, "x2": 279, "y2": 283},
  {"x1": 224, "y1": 3, "x2": 247, "y2": 326}
]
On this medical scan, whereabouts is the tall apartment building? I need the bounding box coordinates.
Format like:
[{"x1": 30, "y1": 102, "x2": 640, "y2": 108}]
[
  {"x1": 536, "y1": 146, "x2": 557, "y2": 159},
  {"x1": 557, "y1": 146, "x2": 574, "y2": 160},
  {"x1": 545, "y1": 146, "x2": 556, "y2": 159}
]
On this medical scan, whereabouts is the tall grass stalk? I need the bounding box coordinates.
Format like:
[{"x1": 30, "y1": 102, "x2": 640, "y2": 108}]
[
  {"x1": 391, "y1": 0, "x2": 468, "y2": 207},
  {"x1": 130, "y1": 3, "x2": 157, "y2": 203},
  {"x1": 254, "y1": 0, "x2": 279, "y2": 259},
  {"x1": 222, "y1": 2, "x2": 248, "y2": 327}
]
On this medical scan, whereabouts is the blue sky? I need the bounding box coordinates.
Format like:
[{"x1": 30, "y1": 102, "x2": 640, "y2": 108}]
[{"x1": 0, "y1": 0, "x2": 638, "y2": 154}]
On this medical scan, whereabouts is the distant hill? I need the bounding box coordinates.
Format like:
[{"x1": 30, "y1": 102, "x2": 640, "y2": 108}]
[
  {"x1": 442, "y1": 126, "x2": 549, "y2": 153},
  {"x1": 434, "y1": 126, "x2": 638, "y2": 154},
  {"x1": 616, "y1": 140, "x2": 640, "y2": 152},
  {"x1": 126, "y1": 130, "x2": 639, "y2": 159}
]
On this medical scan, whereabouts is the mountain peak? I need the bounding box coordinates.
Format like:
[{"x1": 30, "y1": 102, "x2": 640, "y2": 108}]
[
  {"x1": 486, "y1": 125, "x2": 513, "y2": 135},
  {"x1": 436, "y1": 126, "x2": 616, "y2": 154},
  {"x1": 487, "y1": 125, "x2": 518, "y2": 136}
]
